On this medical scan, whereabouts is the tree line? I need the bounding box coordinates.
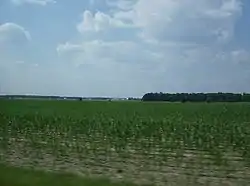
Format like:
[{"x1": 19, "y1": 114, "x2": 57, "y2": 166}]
[{"x1": 142, "y1": 92, "x2": 250, "y2": 102}]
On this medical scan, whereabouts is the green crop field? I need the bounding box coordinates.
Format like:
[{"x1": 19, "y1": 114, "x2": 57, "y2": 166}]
[{"x1": 0, "y1": 99, "x2": 250, "y2": 185}]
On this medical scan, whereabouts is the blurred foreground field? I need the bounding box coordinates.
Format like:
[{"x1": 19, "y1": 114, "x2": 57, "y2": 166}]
[{"x1": 0, "y1": 99, "x2": 250, "y2": 185}]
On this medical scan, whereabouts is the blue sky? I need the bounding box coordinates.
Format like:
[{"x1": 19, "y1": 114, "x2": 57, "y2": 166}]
[{"x1": 0, "y1": 0, "x2": 250, "y2": 97}]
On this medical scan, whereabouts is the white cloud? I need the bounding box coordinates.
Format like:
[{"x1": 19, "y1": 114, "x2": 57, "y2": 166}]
[
  {"x1": 57, "y1": 40, "x2": 161, "y2": 67},
  {"x1": 112, "y1": 0, "x2": 242, "y2": 43},
  {"x1": 57, "y1": 42, "x2": 84, "y2": 55},
  {"x1": 0, "y1": 22, "x2": 31, "y2": 42},
  {"x1": 11, "y1": 0, "x2": 56, "y2": 6},
  {"x1": 78, "y1": 1, "x2": 243, "y2": 42},
  {"x1": 77, "y1": 10, "x2": 131, "y2": 33},
  {"x1": 0, "y1": 22, "x2": 31, "y2": 75}
]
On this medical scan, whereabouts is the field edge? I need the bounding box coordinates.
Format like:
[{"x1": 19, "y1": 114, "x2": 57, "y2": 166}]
[{"x1": 0, "y1": 163, "x2": 141, "y2": 186}]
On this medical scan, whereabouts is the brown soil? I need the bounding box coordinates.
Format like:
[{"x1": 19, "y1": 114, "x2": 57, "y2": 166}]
[{"x1": 0, "y1": 138, "x2": 250, "y2": 186}]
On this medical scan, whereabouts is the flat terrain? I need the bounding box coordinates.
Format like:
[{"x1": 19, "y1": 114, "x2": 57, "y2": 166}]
[{"x1": 0, "y1": 99, "x2": 250, "y2": 185}]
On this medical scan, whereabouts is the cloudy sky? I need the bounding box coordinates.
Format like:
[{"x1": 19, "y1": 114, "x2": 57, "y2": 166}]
[{"x1": 0, "y1": 0, "x2": 250, "y2": 97}]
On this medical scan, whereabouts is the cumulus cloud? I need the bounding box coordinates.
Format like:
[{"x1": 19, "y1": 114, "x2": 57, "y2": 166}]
[
  {"x1": 57, "y1": 40, "x2": 162, "y2": 68},
  {"x1": 72, "y1": 0, "x2": 245, "y2": 64},
  {"x1": 111, "y1": 0, "x2": 242, "y2": 43},
  {"x1": 0, "y1": 22, "x2": 31, "y2": 76},
  {"x1": 78, "y1": 0, "x2": 243, "y2": 43},
  {"x1": 77, "y1": 10, "x2": 132, "y2": 33},
  {"x1": 57, "y1": 42, "x2": 84, "y2": 55},
  {"x1": 11, "y1": 0, "x2": 56, "y2": 6},
  {"x1": 0, "y1": 22, "x2": 31, "y2": 42},
  {"x1": 0, "y1": 22, "x2": 31, "y2": 62}
]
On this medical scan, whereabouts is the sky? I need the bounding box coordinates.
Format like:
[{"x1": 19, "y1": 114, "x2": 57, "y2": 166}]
[{"x1": 0, "y1": 0, "x2": 250, "y2": 97}]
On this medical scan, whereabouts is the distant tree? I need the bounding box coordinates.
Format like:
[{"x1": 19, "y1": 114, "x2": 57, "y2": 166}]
[
  {"x1": 142, "y1": 92, "x2": 249, "y2": 103},
  {"x1": 242, "y1": 93, "x2": 250, "y2": 102}
]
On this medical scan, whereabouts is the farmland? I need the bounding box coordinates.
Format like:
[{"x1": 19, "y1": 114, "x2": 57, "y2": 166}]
[{"x1": 0, "y1": 99, "x2": 250, "y2": 185}]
